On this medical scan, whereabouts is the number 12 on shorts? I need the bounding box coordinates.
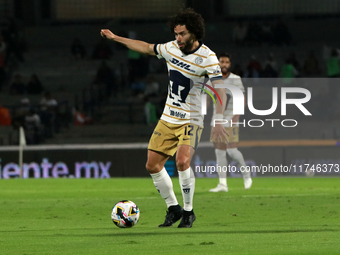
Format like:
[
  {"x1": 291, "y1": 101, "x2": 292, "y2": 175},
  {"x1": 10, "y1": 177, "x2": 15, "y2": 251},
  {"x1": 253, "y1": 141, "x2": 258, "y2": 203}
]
[{"x1": 184, "y1": 125, "x2": 194, "y2": 136}]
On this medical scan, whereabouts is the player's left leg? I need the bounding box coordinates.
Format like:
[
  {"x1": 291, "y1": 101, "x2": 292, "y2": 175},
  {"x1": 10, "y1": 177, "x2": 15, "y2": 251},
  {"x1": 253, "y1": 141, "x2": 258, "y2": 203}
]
[
  {"x1": 176, "y1": 144, "x2": 196, "y2": 228},
  {"x1": 175, "y1": 123, "x2": 202, "y2": 228},
  {"x1": 227, "y1": 143, "x2": 252, "y2": 189}
]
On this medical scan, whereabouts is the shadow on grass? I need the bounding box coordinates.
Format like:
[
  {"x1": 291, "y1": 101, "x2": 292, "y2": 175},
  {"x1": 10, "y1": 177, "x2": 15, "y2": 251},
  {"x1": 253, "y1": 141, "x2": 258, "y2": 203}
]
[
  {"x1": 2, "y1": 228, "x2": 338, "y2": 236},
  {"x1": 74, "y1": 228, "x2": 340, "y2": 237}
]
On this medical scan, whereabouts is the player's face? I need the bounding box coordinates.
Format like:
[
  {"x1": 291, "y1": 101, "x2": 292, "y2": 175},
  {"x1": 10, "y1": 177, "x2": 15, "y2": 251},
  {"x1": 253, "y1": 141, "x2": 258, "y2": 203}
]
[
  {"x1": 219, "y1": 57, "x2": 231, "y2": 75},
  {"x1": 174, "y1": 25, "x2": 195, "y2": 53}
]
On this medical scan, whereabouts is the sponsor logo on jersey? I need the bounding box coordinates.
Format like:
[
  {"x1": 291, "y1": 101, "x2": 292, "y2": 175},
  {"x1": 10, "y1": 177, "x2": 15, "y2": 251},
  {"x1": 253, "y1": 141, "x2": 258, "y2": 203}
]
[
  {"x1": 170, "y1": 57, "x2": 195, "y2": 73},
  {"x1": 170, "y1": 110, "x2": 186, "y2": 119}
]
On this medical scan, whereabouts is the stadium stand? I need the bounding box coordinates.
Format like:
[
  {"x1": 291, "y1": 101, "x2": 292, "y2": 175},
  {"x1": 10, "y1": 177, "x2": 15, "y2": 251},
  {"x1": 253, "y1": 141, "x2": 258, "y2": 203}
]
[{"x1": 0, "y1": 16, "x2": 339, "y2": 145}]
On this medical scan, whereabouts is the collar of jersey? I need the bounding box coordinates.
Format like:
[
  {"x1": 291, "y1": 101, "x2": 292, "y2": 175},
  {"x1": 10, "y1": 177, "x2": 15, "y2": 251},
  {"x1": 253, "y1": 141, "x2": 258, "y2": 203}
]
[{"x1": 181, "y1": 41, "x2": 203, "y2": 55}]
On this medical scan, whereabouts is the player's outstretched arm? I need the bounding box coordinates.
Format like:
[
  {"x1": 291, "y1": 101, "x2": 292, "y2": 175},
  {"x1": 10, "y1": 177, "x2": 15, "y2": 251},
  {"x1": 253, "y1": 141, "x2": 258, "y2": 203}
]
[{"x1": 100, "y1": 29, "x2": 156, "y2": 56}]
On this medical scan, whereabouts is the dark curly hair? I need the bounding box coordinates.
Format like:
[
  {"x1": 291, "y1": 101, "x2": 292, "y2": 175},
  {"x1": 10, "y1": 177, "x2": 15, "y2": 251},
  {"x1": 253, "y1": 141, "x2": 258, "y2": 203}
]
[{"x1": 168, "y1": 8, "x2": 205, "y2": 41}]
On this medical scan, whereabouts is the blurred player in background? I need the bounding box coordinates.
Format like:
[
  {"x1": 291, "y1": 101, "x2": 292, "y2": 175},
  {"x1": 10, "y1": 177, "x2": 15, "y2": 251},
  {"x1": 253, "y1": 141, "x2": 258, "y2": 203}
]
[
  {"x1": 209, "y1": 52, "x2": 252, "y2": 192},
  {"x1": 101, "y1": 8, "x2": 228, "y2": 228}
]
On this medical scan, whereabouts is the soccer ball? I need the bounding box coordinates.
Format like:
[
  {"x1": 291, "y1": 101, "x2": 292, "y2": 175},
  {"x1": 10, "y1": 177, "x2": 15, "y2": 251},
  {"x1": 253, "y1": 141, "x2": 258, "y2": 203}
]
[{"x1": 111, "y1": 200, "x2": 140, "y2": 228}]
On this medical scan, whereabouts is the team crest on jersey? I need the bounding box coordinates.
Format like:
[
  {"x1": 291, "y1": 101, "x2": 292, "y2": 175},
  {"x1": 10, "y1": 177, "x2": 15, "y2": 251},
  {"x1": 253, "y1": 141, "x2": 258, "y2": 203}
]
[{"x1": 195, "y1": 56, "x2": 203, "y2": 65}]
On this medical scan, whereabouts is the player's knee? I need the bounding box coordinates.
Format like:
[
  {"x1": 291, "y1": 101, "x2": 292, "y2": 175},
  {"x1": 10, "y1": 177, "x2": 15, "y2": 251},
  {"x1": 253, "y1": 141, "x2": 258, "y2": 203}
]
[
  {"x1": 176, "y1": 157, "x2": 189, "y2": 171},
  {"x1": 145, "y1": 161, "x2": 155, "y2": 173},
  {"x1": 145, "y1": 161, "x2": 160, "y2": 174}
]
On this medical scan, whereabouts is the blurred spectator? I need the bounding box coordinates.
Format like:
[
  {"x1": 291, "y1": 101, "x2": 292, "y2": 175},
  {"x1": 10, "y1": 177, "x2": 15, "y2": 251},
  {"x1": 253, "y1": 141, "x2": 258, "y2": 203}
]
[
  {"x1": 92, "y1": 38, "x2": 113, "y2": 60},
  {"x1": 56, "y1": 101, "x2": 72, "y2": 130},
  {"x1": 244, "y1": 55, "x2": 261, "y2": 78},
  {"x1": 95, "y1": 61, "x2": 116, "y2": 98},
  {"x1": 280, "y1": 58, "x2": 299, "y2": 84},
  {"x1": 326, "y1": 49, "x2": 340, "y2": 98},
  {"x1": 273, "y1": 18, "x2": 292, "y2": 46},
  {"x1": 18, "y1": 98, "x2": 31, "y2": 114},
  {"x1": 232, "y1": 21, "x2": 248, "y2": 46},
  {"x1": 0, "y1": 104, "x2": 11, "y2": 125},
  {"x1": 303, "y1": 51, "x2": 320, "y2": 77},
  {"x1": 73, "y1": 106, "x2": 93, "y2": 126},
  {"x1": 127, "y1": 50, "x2": 149, "y2": 83},
  {"x1": 40, "y1": 92, "x2": 58, "y2": 137},
  {"x1": 24, "y1": 108, "x2": 42, "y2": 144},
  {"x1": 262, "y1": 53, "x2": 278, "y2": 77},
  {"x1": 130, "y1": 77, "x2": 146, "y2": 97},
  {"x1": 27, "y1": 74, "x2": 44, "y2": 94},
  {"x1": 144, "y1": 96, "x2": 158, "y2": 126},
  {"x1": 81, "y1": 83, "x2": 101, "y2": 116},
  {"x1": 9, "y1": 74, "x2": 26, "y2": 95},
  {"x1": 40, "y1": 91, "x2": 58, "y2": 111},
  {"x1": 287, "y1": 53, "x2": 301, "y2": 73},
  {"x1": 125, "y1": 30, "x2": 149, "y2": 82},
  {"x1": 263, "y1": 53, "x2": 278, "y2": 72},
  {"x1": 262, "y1": 64, "x2": 278, "y2": 78},
  {"x1": 144, "y1": 75, "x2": 160, "y2": 97},
  {"x1": 244, "y1": 65, "x2": 260, "y2": 79},
  {"x1": 326, "y1": 48, "x2": 340, "y2": 77},
  {"x1": 70, "y1": 38, "x2": 86, "y2": 60},
  {"x1": 11, "y1": 98, "x2": 30, "y2": 128}
]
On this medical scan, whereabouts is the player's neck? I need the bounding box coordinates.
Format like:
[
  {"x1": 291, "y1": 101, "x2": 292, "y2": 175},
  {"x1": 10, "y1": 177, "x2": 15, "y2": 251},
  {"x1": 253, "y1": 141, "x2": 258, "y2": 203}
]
[
  {"x1": 222, "y1": 72, "x2": 231, "y2": 79},
  {"x1": 183, "y1": 41, "x2": 200, "y2": 55}
]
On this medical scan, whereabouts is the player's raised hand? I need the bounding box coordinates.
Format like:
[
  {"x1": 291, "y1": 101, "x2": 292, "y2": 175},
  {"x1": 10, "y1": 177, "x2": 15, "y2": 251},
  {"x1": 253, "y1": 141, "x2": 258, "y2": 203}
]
[
  {"x1": 211, "y1": 123, "x2": 229, "y2": 143},
  {"x1": 100, "y1": 29, "x2": 116, "y2": 40}
]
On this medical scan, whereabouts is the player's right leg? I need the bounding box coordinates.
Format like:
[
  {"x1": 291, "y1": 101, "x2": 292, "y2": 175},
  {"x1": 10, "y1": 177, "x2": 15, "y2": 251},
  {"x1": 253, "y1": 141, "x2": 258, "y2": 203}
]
[
  {"x1": 146, "y1": 120, "x2": 183, "y2": 227},
  {"x1": 146, "y1": 150, "x2": 183, "y2": 227},
  {"x1": 209, "y1": 142, "x2": 229, "y2": 192}
]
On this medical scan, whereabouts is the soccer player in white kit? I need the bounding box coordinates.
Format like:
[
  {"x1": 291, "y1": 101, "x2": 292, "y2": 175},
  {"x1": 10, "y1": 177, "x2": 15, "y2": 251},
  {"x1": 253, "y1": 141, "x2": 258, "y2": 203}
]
[
  {"x1": 209, "y1": 53, "x2": 252, "y2": 192},
  {"x1": 101, "y1": 8, "x2": 228, "y2": 228}
]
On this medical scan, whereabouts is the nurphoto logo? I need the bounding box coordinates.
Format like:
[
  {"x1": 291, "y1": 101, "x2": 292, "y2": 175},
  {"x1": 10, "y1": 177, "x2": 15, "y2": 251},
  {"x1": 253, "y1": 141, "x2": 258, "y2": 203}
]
[{"x1": 200, "y1": 84, "x2": 312, "y2": 128}]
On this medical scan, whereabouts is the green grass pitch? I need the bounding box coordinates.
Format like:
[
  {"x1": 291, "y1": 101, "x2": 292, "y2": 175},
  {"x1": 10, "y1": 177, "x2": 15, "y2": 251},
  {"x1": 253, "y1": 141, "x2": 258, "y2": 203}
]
[{"x1": 1, "y1": 177, "x2": 339, "y2": 254}]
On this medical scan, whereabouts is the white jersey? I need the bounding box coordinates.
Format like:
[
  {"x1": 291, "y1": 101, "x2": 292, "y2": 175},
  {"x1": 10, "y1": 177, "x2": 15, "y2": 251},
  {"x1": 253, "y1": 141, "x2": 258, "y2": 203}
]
[
  {"x1": 211, "y1": 72, "x2": 245, "y2": 127},
  {"x1": 154, "y1": 40, "x2": 222, "y2": 127}
]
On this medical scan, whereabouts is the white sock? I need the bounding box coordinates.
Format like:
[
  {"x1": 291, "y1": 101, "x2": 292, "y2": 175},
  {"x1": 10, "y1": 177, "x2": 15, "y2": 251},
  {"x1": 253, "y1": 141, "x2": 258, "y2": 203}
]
[
  {"x1": 215, "y1": 149, "x2": 227, "y2": 186},
  {"x1": 178, "y1": 167, "x2": 195, "y2": 211},
  {"x1": 227, "y1": 148, "x2": 251, "y2": 178},
  {"x1": 150, "y1": 167, "x2": 178, "y2": 208}
]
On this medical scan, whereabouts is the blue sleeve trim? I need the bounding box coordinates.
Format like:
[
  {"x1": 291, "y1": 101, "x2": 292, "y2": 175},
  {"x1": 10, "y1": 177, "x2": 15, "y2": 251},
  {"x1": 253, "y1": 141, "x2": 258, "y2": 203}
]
[
  {"x1": 153, "y1": 44, "x2": 159, "y2": 55},
  {"x1": 210, "y1": 76, "x2": 223, "y2": 81}
]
